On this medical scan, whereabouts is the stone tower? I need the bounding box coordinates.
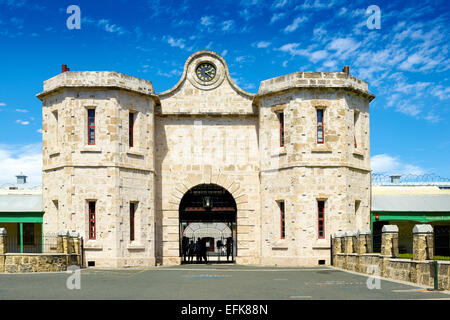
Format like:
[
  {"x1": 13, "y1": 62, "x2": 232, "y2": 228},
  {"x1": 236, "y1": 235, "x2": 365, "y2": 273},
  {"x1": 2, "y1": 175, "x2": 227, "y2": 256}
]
[
  {"x1": 37, "y1": 51, "x2": 374, "y2": 267},
  {"x1": 37, "y1": 72, "x2": 157, "y2": 267}
]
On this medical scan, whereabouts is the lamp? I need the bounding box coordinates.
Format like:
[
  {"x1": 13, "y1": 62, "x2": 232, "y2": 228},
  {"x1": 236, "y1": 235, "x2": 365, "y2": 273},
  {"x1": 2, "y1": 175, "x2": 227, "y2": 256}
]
[{"x1": 203, "y1": 196, "x2": 212, "y2": 209}]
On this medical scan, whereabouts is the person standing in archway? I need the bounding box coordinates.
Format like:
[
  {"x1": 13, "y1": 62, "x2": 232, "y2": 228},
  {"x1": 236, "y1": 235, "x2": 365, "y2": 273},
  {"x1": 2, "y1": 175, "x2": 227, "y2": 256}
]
[
  {"x1": 201, "y1": 238, "x2": 208, "y2": 264},
  {"x1": 188, "y1": 240, "x2": 195, "y2": 262},
  {"x1": 226, "y1": 237, "x2": 233, "y2": 262},
  {"x1": 182, "y1": 236, "x2": 189, "y2": 262},
  {"x1": 195, "y1": 239, "x2": 202, "y2": 263}
]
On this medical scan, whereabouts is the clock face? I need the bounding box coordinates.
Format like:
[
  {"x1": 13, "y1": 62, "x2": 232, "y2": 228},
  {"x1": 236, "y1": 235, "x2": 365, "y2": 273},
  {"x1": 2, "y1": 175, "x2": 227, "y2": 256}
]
[{"x1": 196, "y1": 63, "x2": 216, "y2": 82}]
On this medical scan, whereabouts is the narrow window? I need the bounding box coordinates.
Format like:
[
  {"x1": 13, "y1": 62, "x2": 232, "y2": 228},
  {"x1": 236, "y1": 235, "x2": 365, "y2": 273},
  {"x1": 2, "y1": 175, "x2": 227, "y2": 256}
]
[
  {"x1": 318, "y1": 200, "x2": 325, "y2": 239},
  {"x1": 52, "y1": 110, "x2": 59, "y2": 146},
  {"x1": 355, "y1": 200, "x2": 361, "y2": 215},
  {"x1": 354, "y1": 111, "x2": 359, "y2": 148},
  {"x1": 130, "y1": 202, "x2": 136, "y2": 241},
  {"x1": 88, "y1": 201, "x2": 96, "y2": 240},
  {"x1": 129, "y1": 112, "x2": 135, "y2": 148},
  {"x1": 317, "y1": 109, "x2": 324, "y2": 144},
  {"x1": 278, "y1": 201, "x2": 286, "y2": 239},
  {"x1": 88, "y1": 109, "x2": 95, "y2": 145},
  {"x1": 277, "y1": 112, "x2": 284, "y2": 147}
]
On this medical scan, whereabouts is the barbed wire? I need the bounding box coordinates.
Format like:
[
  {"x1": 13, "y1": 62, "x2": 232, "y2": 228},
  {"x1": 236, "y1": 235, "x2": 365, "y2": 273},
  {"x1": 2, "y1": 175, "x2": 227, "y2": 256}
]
[{"x1": 372, "y1": 173, "x2": 450, "y2": 184}]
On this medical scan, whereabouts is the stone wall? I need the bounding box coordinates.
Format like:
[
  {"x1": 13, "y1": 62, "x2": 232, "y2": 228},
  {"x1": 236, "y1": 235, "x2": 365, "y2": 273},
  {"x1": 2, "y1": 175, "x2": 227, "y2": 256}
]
[
  {"x1": 332, "y1": 224, "x2": 450, "y2": 290},
  {"x1": 0, "y1": 254, "x2": 80, "y2": 273},
  {"x1": 0, "y1": 229, "x2": 81, "y2": 273}
]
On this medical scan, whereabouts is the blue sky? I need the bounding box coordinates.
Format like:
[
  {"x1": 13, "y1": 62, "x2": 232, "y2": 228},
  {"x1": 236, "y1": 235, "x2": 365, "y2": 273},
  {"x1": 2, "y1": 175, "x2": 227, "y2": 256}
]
[{"x1": 0, "y1": 0, "x2": 449, "y2": 184}]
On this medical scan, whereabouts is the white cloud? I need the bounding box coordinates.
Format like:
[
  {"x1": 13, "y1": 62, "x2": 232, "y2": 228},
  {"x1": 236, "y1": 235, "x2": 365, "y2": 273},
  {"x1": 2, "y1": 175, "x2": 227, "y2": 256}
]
[
  {"x1": 431, "y1": 85, "x2": 450, "y2": 100},
  {"x1": 310, "y1": 50, "x2": 328, "y2": 63},
  {"x1": 273, "y1": 0, "x2": 288, "y2": 8},
  {"x1": 254, "y1": 41, "x2": 271, "y2": 49},
  {"x1": 297, "y1": 0, "x2": 336, "y2": 10},
  {"x1": 15, "y1": 108, "x2": 28, "y2": 113},
  {"x1": 284, "y1": 16, "x2": 307, "y2": 33},
  {"x1": 0, "y1": 102, "x2": 6, "y2": 106},
  {"x1": 278, "y1": 43, "x2": 304, "y2": 56},
  {"x1": 165, "y1": 36, "x2": 186, "y2": 49},
  {"x1": 15, "y1": 120, "x2": 29, "y2": 125},
  {"x1": 200, "y1": 16, "x2": 213, "y2": 27},
  {"x1": 270, "y1": 12, "x2": 286, "y2": 24},
  {"x1": 221, "y1": 20, "x2": 235, "y2": 32},
  {"x1": 97, "y1": 19, "x2": 127, "y2": 35},
  {"x1": 327, "y1": 37, "x2": 359, "y2": 59},
  {"x1": 371, "y1": 154, "x2": 425, "y2": 175},
  {"x1": 157, "y1": 69, "x2": 182, "y2": 78},
  {"x1": 0, "y1": 143, "x2": 42, "y2": 185}
]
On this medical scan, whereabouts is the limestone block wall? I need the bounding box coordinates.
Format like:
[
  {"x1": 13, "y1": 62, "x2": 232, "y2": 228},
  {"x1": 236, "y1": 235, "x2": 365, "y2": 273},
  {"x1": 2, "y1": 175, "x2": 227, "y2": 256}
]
[{"x1": 0, "y1": 254, "x2": 80, "y2": 273}]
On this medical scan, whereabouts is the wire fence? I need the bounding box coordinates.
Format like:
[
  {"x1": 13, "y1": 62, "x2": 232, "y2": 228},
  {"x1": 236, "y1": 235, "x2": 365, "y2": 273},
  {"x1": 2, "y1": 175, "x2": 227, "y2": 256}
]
[{"x1": 5, "y1": 233, "x2": 59, "y2": 254}]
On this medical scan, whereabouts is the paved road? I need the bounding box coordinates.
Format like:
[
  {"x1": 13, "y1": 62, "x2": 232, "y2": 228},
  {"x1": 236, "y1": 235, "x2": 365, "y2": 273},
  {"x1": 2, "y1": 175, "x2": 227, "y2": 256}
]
[{"x1": 0, "y1": 264, "x2": 449, "y2": 300}]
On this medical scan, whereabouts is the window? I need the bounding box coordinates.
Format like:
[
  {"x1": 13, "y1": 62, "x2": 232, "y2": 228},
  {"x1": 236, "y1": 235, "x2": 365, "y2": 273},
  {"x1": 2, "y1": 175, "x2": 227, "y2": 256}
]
[
  {"x1": 354, "y1": 111, "x2": 359, "y2": 148},
  {"x1": 278, "y1": 201, "x2": 285, "y2": 239},
  {"x1": 52, "y1": 110, "x2": 59, "y2": 146},
  {"x1": 129, "y1": 112, "x2": 135, "y2": 148},
  {"x1": 317, "y1": 109, "x2": 324, "y2": 144},
  {"x1": 130, "y1": 202, "x2": 136, "y2": 241},
  {"x1": 88, "y1": 201, "x2": 96, "y2": 240},
  {"x1": 355, "y1": 200, "x2": 361, "y2": 215},
  {"x1": 88, "y1": 109, "x2": 95, "y2": 145},
  {"x1": 318, "y1": 200, "x2": 325, "y2": 239},
  {"x1": 277, "y1": 112, "x2": 284, "y2": 147}
]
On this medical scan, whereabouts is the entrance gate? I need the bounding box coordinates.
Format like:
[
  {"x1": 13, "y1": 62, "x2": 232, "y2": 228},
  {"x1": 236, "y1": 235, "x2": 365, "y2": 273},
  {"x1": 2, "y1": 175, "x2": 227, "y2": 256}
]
[{"x1": 179, "y1": 184, "x2": 237, "y2": 264}]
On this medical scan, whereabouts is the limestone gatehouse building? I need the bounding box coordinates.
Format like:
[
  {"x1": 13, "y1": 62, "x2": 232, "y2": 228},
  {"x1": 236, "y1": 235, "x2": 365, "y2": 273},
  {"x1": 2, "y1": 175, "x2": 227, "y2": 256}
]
[{"x1": 36, "y1": 50, "x2": 375, "y2": 268}]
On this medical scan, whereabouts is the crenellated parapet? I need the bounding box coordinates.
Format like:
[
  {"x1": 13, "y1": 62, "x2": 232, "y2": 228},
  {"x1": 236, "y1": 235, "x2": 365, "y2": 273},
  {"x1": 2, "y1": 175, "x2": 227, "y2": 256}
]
[
  {"x1": 257, "y1": 72, "x2": 374, "y2": 101},
  {"x1": 37, "y1": 71, "x2": 155, "y2": 99}
]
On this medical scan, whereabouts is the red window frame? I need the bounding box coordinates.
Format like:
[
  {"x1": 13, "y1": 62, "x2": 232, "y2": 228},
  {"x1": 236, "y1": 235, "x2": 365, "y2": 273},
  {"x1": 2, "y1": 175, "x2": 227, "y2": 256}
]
[
  {"x1": 317, "y1": 109, "x2": 324, "y2": 144},
  {"x1": 318, "y1": 200, "x2": 325, "y2": 239},
  {"x1": 130, "y1": 202, "x2": 135, "y2": 241},
  {"x1": 89, "y1": 201, "x2": 96, "y2": 240},
  {"x1": 277, "y1": 112, "x2": 284, "y2": 147},
  {"x1": 279, "y1": 201, "x2": 285, "y2": 239},
  {"x1": 88, "y1": 109, "x2": 95, "y2": 145},
  {"x1": 129, "y1": 112, "x2": 134, "y2": 148}
]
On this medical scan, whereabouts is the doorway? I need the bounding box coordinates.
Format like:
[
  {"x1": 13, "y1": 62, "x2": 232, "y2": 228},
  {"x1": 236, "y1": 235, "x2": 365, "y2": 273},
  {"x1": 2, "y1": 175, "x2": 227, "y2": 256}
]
[{"x1": 179, "y1": 184, "x2": 237, "y2": 264}]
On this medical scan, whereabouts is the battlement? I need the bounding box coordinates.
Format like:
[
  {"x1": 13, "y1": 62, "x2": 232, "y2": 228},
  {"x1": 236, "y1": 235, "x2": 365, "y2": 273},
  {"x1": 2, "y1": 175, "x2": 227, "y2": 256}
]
[
  {"x1": 258, "y1": 72, "x2": 374, "y2": 101},
  {"x1": 37, "y1": 71, "x2": 154, "y2": 99}
]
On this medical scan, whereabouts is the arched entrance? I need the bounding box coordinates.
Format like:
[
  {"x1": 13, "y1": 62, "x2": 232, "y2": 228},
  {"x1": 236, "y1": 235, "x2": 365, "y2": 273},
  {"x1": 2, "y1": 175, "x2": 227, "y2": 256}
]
[{"x1": 179, "y1": 184, "x2": 237, "y2": 264}]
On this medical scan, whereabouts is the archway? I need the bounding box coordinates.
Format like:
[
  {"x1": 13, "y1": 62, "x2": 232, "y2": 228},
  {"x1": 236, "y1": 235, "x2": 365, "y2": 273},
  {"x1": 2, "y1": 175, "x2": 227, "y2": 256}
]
[{"x1": 179, "y1": 184, "x2": 237, "y2": 264}]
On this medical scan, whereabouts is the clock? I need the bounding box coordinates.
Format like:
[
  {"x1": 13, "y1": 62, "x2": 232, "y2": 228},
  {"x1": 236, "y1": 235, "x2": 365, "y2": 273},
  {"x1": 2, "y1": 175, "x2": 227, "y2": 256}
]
[{"x1": 196, "y1": 63, "x2": 216, "y2": 82}]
